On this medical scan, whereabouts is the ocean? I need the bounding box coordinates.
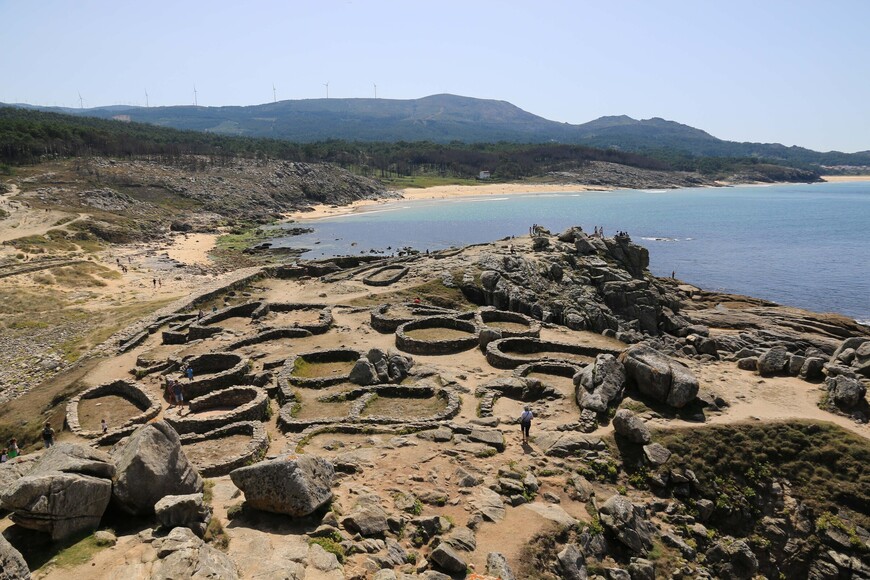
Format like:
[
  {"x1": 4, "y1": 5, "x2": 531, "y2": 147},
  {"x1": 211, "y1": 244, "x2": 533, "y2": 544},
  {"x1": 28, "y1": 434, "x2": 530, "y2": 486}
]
[{"x1": 272, "y1": 181, "x2": 870, "y2": 324}]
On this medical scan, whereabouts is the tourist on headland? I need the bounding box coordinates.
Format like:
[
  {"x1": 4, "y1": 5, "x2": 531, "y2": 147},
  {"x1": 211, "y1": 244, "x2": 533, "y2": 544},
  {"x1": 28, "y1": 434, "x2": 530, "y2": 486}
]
[
  {"x1": 42, "y1": 422, "x2": 55, "y2": 448},
  {"x1": 519, "y1": 405, "x2": 534, "y2": 443},
  {"x1": 8, "y1": 438, "x2": 20, "y2": 458},
  {"x1": 0, "y1": 449, "x2": 7, "y2": 463},
  {"x1": 101, "y1": 418, "x2": 108, "y2": 434},
  {"x1": 186, "y1": 366, "x2": 194, "y2": 381}
]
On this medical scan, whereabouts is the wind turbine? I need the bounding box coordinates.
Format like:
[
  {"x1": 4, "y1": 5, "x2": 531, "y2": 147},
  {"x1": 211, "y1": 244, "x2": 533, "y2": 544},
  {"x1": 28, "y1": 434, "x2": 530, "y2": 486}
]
[
  {"x1": 373, "y1": 83, "x2": 377, "y2": 99},
  {"x1": 78, "y1": 91, "x2": 84, "y2": 109},
  {"x1": 272, "y1": 84, "x2": 277, "y2": 103},
  {"x1": 323, "y1": 81, "x2": 329, "y2": 99},
  {"x1": 193, "y1": 85, "x2": 198, "y2": 106},
  {"x1": 145, "y1": 89, "x2": 149, "y2": 107}
]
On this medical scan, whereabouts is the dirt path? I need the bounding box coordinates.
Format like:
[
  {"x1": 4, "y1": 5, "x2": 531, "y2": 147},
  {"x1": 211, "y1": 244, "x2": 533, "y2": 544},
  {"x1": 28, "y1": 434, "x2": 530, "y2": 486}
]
[{"x1": 0, "y1": 183, "x2": 85, "y2": 243}]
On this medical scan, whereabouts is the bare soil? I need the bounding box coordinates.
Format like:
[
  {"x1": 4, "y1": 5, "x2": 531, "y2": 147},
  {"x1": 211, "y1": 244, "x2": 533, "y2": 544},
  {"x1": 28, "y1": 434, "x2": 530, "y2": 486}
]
[
  {"x1": 76, "y1": 395, "x2": 144, "y2": 432},
  {"x1": 404, "y1": 327, "x2": 474, "y2": 341},
  {"x1": 485, "y1": 320, "x2": 531, "y2": 332},
  {"x1": 182, "y1": 434, "x2": 253, "y2": 467},
  {"x1": 292, "y1": 360, "x2": 356, "y2": 379},
  {"x1": 360, "y1": 394, "x2": 448, "y2": 418}
]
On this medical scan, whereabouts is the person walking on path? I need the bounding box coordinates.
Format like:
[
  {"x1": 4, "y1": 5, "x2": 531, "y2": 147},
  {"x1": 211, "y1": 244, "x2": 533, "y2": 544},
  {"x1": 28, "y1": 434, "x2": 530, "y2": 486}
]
[
  {"x1": 173, "y1": 381, "x2": 186, "y2": 410},
  {"x1": 186, "y1": 366, "x2": 194, "y2": 381},
  {"x1": 101, "y1": 418, "x2": 108, "y2": 434},
  {"x1": 42, "y1": 422, "x2": 55, "y2": 448},
  {"x1": 519, "y1": 405, "x2": 534, "y2": 443}
]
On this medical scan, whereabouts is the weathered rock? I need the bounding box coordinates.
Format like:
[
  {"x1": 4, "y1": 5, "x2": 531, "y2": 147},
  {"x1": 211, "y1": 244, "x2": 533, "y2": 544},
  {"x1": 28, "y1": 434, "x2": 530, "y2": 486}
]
[
  {"x1": 737, "y1": 357, "x2": 758, "y2": 371},
  {"x1": 0, "y1": 532, "x2": 30, "y2": 580},
  {"x1": 575, "y1": 354, "x2": 626, "y2": 413},
  {"x1": 93, "y1": 530, "x2": 117, "y2": 546},
  {"x1": 468, "y1": 428, "x2": 505, "y2": 452},
  {"x1": 112, "y1": 422, "x2": 203, "y2": 515},
  {"x1": 349, "y1": 358, "x2": 378, "y2": 385},
  {"x1": 627, "y1": 558, "x2": 656, "y2": 580},
  {"x1": 799, "y1": 357, "x2": 826, "y2": 380},
  {"x1": 342, "y1": 494, "x2": 389, "y2": 536},
  {"x1": 0, "y1": 444, "x2": 115, "y2": 540},
  {"x1": 155, "y1": 493, "x2": 212, "y2": 538},
  {"x1": 307, "y1": 543, "x2": 341, "y2": 572},
  {"x1": 444, "y1": 526, "x2": 476, "y2": 552},
  {"x1": 826, "y1": 375, "x2": 867, "y2": 409},
  {"x1": 230, "y1": 454, "x2": 334, "y2": 517},
  {"x1": 643, "y1": 443, "x2": 672, "y2": 466},
  {"x1": 536, "y1": 432, "x2": 605, "y2": 457},
  {"x1": 150, "y1": 526, "x2": 239, "y2": 579},
  {"x1": 757, "y1": 346, "x2": 791, "y2": 376},
  {"x1": 557, "y1": 544, "x2": 588, "y2": 580},
  {"x1": 612, "y1": 409, "x2": 651, "y2": 444},
  {"x1": 705, "y1": 537, "x2": 758, "y2": 579},
  {"x1": 569, "y1": 476, "x2": 595, "y2": 502},
  {"x1": 620, "y1": 345, "x2": 698, "y2": 408},
  {"x1": 486, "y1": 552, "x2": 516, "y2": 580},
  {"x1": 598, "y1": 494, "x2": 655, "y2": 554},
  {"x1": 430, "y1": 543, "x2": 467, "y2": 574}
]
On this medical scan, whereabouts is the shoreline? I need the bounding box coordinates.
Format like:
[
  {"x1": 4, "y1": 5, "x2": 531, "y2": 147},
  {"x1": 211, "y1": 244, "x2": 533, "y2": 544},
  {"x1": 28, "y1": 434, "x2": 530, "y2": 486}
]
[{"x1": 285, "y1": 176, "x2": 870, "y2": 221}]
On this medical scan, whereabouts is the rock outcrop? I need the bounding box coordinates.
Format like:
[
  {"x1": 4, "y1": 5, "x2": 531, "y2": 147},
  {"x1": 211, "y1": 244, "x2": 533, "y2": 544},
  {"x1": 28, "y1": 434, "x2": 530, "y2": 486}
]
[
  {"x1": 230, "y1": 454, "x2": 334, "y2": 517},
  {"x1": 150, "y1": 526, "x2": 239, "y2": 580},
  {"x1": 620, "y1": 345, "x2": 699, "y2": 407},
  {"x1": 0, "y1": 444, "x2": 115, "y2": 540},
  {"x1": 575, "y1": 354, "x2": 626, "y2": 413},
  {"x1": 598, "y1": 494, "x2": 655, "y2": 554},
  {"x1": 0, "y1": 533, "x2": 30, "y2": 580},
  {"x1": 112, "y1": 422, "x2": 204, "y2": 515}
]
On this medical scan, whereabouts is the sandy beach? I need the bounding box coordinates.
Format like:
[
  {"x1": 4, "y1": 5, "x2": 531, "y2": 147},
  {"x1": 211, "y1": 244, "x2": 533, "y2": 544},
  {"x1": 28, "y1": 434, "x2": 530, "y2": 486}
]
[
  {"x1": 286, "y1": 182, "x2": 612, "y2": 220},
  {"x1": 164, "y1": 232, "x2": 219, "y2": 265},
  {"x1": 820, "y1": 174, "x2": 870, "y2": 182}
]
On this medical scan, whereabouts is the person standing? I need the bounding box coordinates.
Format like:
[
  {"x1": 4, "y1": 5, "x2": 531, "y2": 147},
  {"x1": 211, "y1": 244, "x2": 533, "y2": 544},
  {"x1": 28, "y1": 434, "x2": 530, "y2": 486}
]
[
  {"x1": 186, "y1": 366, "x2": 194, "y2": 381},
  {"x1": 42, "y1": 422, "x2": 55, "y2": 448},
  {"x1": 173, "y1": 381, "x2": 186, "y2": 410},
  {"x1": 8, "y1": 438, "x2": 20, "y2": 458},
  {"x1": 101, "y1": 418, "x2": 108, "y2": 434},
  {"x1": 519, "y1": 405, "x2": 534, "y2": 443}
]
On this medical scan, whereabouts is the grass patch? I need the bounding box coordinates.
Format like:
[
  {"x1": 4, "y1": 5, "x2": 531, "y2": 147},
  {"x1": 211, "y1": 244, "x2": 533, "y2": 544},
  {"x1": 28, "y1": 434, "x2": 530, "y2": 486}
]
[
  {"x1": 308, "y1": 537, "x2": 345, "y2": 563},
  {"x1": 380, "y1": 175, "x2": 481, "y2": 189},
  {"x1": 204, "y1": 517, "x2": 229, "y2": 551},
  {"x1": 43, "y1": 533, "x2": 109, "y2": 570},
  {"x1": 347, "y1": 277, "x2": 473, "y2": 310},
  {"x1": 657, "y1": 421, "x2": 870, "y2": 531}
]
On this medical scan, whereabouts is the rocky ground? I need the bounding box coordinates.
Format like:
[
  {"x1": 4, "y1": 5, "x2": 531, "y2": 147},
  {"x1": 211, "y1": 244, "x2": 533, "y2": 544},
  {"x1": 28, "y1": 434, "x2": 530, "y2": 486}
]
[{"x1": 0, "y1": 224, "x2": 868, "y2": 580}]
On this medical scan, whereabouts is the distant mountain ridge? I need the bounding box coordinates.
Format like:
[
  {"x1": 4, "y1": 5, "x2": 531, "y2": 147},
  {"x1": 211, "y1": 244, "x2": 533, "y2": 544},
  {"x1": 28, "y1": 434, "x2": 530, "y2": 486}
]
[{"x1": 6, "y1": 94, "x2": 870, "y2": 167}]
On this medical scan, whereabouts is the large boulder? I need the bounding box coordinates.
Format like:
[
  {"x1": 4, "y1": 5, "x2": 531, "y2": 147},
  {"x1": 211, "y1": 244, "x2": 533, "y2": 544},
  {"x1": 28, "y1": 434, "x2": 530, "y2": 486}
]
[
  {"x1": 230, "y1": 454, "x2": 334, "y2": 517},
  {"x1": 575, "y1": 354, "x2": 626, "y2": 413},
  {"x1": 826, "y1": 375, "x2": 867, "y2": 409},
  {"x1": 705, "y1": 537, "x2": 758, "y2": 579},
  {"x1": 155, "y1": 493, "x2": 212, "y2": 538},
  {"x1": 341, "y1": 494, "x2": 389, "y2": 537},
  {"x1": 150, "y1": 526, "x2": 239, "y2": 579},
  {"x1": 112, "y1": 422, "x2": 203, "y2": 515},
  {"x1": 0, "y1": 444, "x2": 115, "y2": 541},
  {"x1": 597, "y1": 494, "x2": 655, "y2": 554},
  {"x1": 612, "y1": 409, "x2": 651, "y2": 444},
  {"x1": 0, "y1": 533, "x2": 30, "y2": 580},
  {"x1": 757, "y1": 346, "x2": 791, "y2": 376},
  {"x1": 557, "y1": 544, "x2": 588, "y2": 580},
  {"x1": 619, "y1": 345, "x2": 698, "y2": 408}
]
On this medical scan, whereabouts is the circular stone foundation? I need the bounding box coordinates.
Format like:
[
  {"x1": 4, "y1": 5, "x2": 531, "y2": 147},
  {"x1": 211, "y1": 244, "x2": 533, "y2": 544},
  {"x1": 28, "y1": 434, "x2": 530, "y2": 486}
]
[
  {"x1": 173, "y1": 352, "x2": 251, "y2": 400},
  {"x1": 256, "y1": 303, "x2": 333, "y2": 335},
  {"x1": 164, "y1": 386, "x2": 269, "y2": 435},
  {"x1": 282, "y1": 348, "x2": 363, "y2": 389},
  {"x1": 395, "y1": 316, "x2": 479, "y2": 355},
  {"x1": 370, "y1": 303, "x2": 460, "y2": 333},
  {"x1": 476, "y1": 308, "x2": 541, "y2": 338},
  {"x1": 66, "y1": 380, "x2": 161, "y2": 438},
  {"x1": 180, "y1": 421, "x2": 269, "y2": 477},
  {"x1": 362, "y1": 265, "x2": 409, "y2": 287},
  {"x1": 485, "y1": 337, "x2": 620, "y2": 369}
]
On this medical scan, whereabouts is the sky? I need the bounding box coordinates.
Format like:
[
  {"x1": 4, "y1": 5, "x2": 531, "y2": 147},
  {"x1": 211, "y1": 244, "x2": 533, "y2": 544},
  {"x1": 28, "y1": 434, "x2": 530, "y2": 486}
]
[{"x1": 2, "y1": 0, "x2": 869, "y2": 152}]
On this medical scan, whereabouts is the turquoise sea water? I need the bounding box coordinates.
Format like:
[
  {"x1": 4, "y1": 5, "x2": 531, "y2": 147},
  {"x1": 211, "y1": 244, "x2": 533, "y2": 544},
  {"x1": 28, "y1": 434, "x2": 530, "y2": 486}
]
[{"x1": 273, "y1": 182, "x2": 870, "y2": 323}]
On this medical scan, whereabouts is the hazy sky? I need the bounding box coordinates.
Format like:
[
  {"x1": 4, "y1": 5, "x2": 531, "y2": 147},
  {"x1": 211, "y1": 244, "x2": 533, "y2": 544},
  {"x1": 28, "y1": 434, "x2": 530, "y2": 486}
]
[{"x1": 2, "y1": 0, "x2": 869, "y2": 152}]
